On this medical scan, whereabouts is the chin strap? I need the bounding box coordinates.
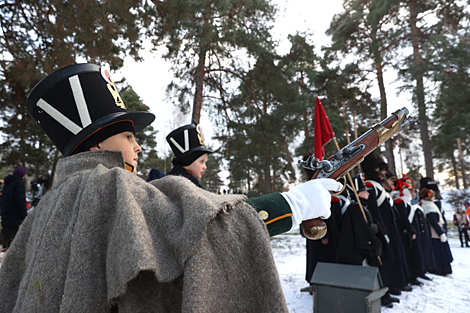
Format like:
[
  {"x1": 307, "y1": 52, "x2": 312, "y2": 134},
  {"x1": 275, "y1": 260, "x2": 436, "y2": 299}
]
[{"x1": 125, "y1": 162, "x2": 135, "y2": 173}]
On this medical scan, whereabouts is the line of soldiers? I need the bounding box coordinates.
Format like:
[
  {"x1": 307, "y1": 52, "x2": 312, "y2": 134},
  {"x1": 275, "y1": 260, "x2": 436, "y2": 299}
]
[{"x1": 303, "y1": 151, "x2": 453, "y2": 309}]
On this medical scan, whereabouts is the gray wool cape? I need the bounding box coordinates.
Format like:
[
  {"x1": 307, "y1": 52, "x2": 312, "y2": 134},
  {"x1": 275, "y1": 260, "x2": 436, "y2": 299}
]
[{"x1": 0, "y1": 150, "x2": 288, "y2": 313}]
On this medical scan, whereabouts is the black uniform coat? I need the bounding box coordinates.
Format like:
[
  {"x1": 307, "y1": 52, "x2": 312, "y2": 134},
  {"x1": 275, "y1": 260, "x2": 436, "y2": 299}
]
[
  {"x1": 394, "y1": 199, "x2": 425, "y2": 280},
  {"x1": 304, "y1": 196, "x2": 342, "y2": 283},
  {"x1": 336, "y1": 202, "x2": 382, "y2": 267},
  {"x1": 366, "y1": 179, "x2": 409, "y2": 288},
  {"x1": 422, "y1": 200, "x2": 453, "y2": 276},
  {"x1": 0, "y1": 174, "x2": 27, "y2": 226},
  {"x1": 411, "y1": 204, "x2": 437, "y2": 273}
]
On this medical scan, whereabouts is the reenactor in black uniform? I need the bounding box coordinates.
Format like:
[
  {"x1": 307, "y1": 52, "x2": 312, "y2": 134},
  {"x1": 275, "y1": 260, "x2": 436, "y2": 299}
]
[
  {"x1": 392, "y1": 175, "x2": 427, "y2": 286},
  {"x1": 362, "y1": 152, "x2": 411, "y2": 300},
  {"x1": 336, "y1": 174, "x2": 382, "y2": 267}
]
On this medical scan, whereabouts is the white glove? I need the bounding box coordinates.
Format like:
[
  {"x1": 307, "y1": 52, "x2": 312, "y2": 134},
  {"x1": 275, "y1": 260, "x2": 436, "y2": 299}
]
[
  {"x1": 281, "y1": 178, "x2": 343, "y2": 227},
  {"x1": 384, "y1": 234, "x2": 390, "y2": 244},
  {"x1": 440, "y1": 233, "x2": 447, "y2": 243}
]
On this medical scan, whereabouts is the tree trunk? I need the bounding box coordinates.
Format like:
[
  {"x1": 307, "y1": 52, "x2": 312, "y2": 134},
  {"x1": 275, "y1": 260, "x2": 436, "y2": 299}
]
[
  {"x1": 299, "y1": 73, "x2": 309, "y2": 137},
  {"x1": 409, "y1": 0, "x2": 434, "y2": 179},
  {"x1": 451, "y1": 152, "x2": 460, "y2": 189},
  {"x1": 457, "y1": 138, "x2": 468, "y2": 189},
  {"x1": 373, "y1": 48, "x2": 396, "y2": 175},
  {"x1": 263, "y1": 164, "x2": 271, "y2": 194},
  {"x1": 192, "y1": 47, "x2": 206, "y2": 124}
]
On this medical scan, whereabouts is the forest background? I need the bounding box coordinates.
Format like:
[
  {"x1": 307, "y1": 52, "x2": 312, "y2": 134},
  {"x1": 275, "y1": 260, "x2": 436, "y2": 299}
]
[{"x1": 1, "y1": 0, "x2": 470, "y2": 197}]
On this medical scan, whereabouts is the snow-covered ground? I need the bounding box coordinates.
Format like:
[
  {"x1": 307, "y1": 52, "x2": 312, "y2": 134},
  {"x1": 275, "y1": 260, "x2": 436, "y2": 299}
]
[
  {"x1": 272, "y1": 230, "x2": 470, "y2": 312},
  {"x1": 273, "y1": 188, "x2": 470, "y2": 312}
]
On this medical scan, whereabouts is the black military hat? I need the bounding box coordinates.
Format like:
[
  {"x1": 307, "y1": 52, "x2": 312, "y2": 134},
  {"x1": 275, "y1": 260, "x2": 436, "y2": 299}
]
[
  {"x1": 419, "y1": 176, "x2": 442, "y2": 200},
  {"x1": 27, "y1": 63, "x2": 155, "y2": 156},
  {"x1": 361, "y1": 151, "x2": 388, "y2": 182},
  {"x1": 384, "y1": 168, "x2": 396, "y2": 180},
  {"x1": 166, "y1": 124, "x2": 213, "y2": 166},
  {"x1": 419, "y1": 187, "x2": 435, "y2": 201},
  {"x1": 347, "y1": 174, "x2": 371, "y2": 193}
]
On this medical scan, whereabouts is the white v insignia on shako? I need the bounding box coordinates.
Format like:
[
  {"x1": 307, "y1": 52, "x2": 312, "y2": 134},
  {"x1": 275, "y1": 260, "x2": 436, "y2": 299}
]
[
  {"x1": 36, "y1": 75, "x2": 92, "y2": 135},
  {"x1": 169, "y1": 129, "x2": 189, "y2": 153}
]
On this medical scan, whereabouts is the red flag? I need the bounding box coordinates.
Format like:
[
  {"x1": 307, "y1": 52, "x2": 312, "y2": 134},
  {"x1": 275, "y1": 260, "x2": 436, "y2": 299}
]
[{"x1": 314, "y1": 97, "x2": 335, "y2": 160}]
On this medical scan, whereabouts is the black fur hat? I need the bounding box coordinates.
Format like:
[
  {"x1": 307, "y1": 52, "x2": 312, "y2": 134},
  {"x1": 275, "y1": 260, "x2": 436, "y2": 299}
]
[
  {"x1": 27, "y1": 63, "x2": 155, "y2": 156},
  {"x1": 420, "y1": 176, "x2": 442, "y2": 200},
  {"x1": 361, "y1": 151, "x2": 388, "y2": 182},
  {"x1": 166, "y1": 124, "x2": 213, "y2": 166}
]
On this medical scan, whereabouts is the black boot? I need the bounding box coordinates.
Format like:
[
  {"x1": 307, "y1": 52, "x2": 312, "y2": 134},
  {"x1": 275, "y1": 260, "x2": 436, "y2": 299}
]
[
  {"x1": 410, "y1": 279, "x2": 423, "y2": 286},
  {"x1": 389, "y1": 287, "x2": 402, "y2": 296},
  {"x1": 386, "y1": 294, "x2": 400, "y2": 303},
  {"x1": 381, "y1": 296, "x2": 394, "y2": 308},
  {"x1": 400, "y1": 285, "x2": 412, "y2": 292},
  {"x1": 420, "y1": 274, "x2": 432, "y2": 281}
]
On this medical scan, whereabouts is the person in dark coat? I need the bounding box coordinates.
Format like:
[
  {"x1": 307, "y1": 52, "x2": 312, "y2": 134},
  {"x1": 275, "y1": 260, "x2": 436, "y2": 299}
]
[
  {"x1": 410, "y1": 189, "x2": 436, "y2": 280},
  {"x1": 392, "y1": 175, "x2": 428, "y2": 286},
  {"x1": 336, "y1": 174, "x2": 398, "y2": 308},
  {"x1": 420, "y1": 188, "x2": 453, "y2": 276},
  {"x1": 336, "y1": 174, "x2": 382, "y2": 267},
  {"x1": 420, "y1": 177, "x2": 446, "y2": 231},
  {"x1": 164, "y1": 124, "x2": 213, "y2": 188},
  {"x1": 362, "y1": 152, "x2": 411, "y2": 296},
  {"x1": 0, "y1": 167, "x2": 28, "y2": 251}
]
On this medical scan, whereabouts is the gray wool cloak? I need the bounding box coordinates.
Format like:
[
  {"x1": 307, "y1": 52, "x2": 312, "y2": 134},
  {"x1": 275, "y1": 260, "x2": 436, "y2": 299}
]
[{"x1": 0, "y1": 150, "x2": 288, "y2": 313}]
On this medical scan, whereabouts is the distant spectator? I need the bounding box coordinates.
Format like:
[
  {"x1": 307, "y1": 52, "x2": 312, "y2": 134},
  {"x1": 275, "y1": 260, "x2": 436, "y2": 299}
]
[
  {"x1": 464, "y1": 201, "x2": 470, "y2": 218},
  {"x1": 453, "y1": 207, "x2": 470, "y2": 247},
  {"x1": 1, "y1": 167, "x2": 28, "y2": 252}
]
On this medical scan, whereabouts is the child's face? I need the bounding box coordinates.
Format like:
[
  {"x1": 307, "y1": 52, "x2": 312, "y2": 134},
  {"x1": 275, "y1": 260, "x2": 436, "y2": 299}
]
[
  {"x1": 90, "y1": 131, "x2": 142, "y2": 174},
  {"x1": 184, "y1": 153, "x2": 208, "y2": 179}
]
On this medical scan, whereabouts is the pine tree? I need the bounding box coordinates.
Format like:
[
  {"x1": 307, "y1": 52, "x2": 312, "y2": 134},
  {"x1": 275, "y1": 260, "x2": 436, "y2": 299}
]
[
  {"x1": 142, "y1": 0, "x2": 277, "y2": 123},
  {"x1": 326, "y1": 0, "x2": 404, "y2": 175},
  {"x1": 398, "y1": 0, "x2": 467, "y2": 179},
  {"x1": 215, "y1": 51, "x2": 300, "y2": 194},
  {"x1": 0, "y1": 0, "x2": 145, "y2": 177}
]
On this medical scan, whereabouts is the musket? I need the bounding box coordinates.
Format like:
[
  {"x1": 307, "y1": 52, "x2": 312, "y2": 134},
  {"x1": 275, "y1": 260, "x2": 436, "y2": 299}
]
[{"x1": 299, "y1": 107, "x2": 414, "y2": 239}]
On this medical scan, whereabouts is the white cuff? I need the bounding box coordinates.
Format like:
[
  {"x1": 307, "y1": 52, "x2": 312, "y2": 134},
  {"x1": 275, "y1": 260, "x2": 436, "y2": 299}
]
[{"x1": 281, "y1": 192, "x2": 302, "y2": 228}]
